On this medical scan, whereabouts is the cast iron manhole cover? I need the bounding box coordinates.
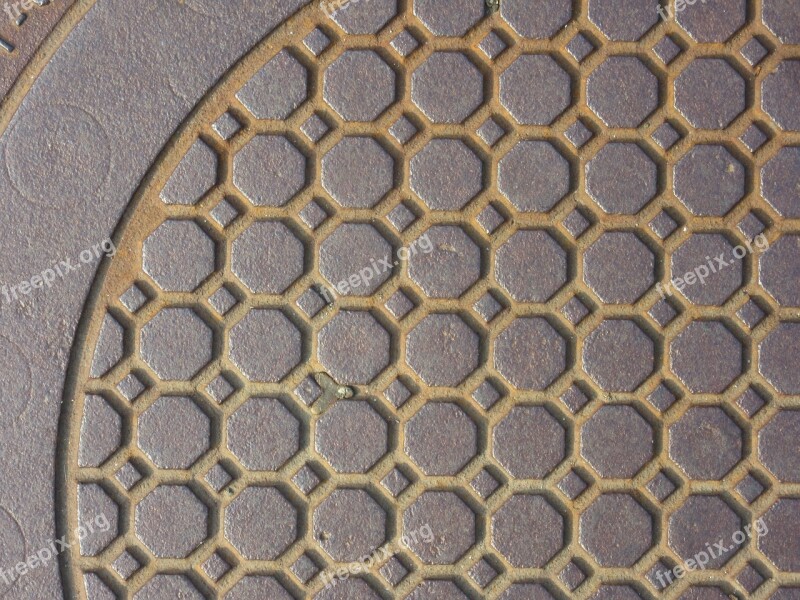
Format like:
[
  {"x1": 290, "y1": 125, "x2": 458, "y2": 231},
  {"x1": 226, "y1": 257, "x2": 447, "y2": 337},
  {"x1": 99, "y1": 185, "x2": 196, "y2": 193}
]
[{"x1": 0, "y1": 0, "x2": 798, "y2": 599}]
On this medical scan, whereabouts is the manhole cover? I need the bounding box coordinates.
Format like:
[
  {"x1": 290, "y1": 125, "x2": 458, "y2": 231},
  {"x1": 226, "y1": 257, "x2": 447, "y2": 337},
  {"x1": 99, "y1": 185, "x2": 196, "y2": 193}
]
[{"x1": 2, "y1": 0, "x2": 791, "y2": 598}]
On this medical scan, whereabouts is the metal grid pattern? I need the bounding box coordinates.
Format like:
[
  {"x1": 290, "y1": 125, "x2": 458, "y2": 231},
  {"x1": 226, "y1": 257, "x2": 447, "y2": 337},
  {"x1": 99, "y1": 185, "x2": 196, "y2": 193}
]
[{"x1": 62, "y1": 1, "x2": 800, "y2": 598}]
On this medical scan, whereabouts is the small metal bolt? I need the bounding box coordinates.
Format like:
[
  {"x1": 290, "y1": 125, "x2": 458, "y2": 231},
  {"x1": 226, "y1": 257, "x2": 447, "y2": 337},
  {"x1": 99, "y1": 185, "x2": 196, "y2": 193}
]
[{"x1": 486, "y1": 0, "x2": 500, "y2": 14}]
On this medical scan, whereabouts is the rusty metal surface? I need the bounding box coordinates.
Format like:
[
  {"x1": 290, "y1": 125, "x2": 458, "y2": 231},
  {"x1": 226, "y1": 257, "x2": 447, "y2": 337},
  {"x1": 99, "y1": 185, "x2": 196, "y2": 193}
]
[
  {"x1": 11, "y1": 0, "x2": 797, "y2": 598},
  {"x1": 0, "y1": 0, "x2": 74, "y2": 99}
]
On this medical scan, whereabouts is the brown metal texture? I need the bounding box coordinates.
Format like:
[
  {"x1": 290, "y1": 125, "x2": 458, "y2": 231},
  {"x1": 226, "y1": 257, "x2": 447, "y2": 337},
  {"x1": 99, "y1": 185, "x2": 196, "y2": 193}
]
[
  {"x1": 0, "y1": 0, "x2": 75, "y2": 99},
  {"x1": 58, "y1": 0, "x2": 800, "y2": 599}
]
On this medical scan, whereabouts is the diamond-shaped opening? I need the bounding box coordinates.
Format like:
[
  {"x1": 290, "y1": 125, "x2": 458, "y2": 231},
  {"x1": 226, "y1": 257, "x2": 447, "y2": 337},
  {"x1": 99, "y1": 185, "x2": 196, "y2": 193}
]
[
  {"x1": 736, "y1": 561, "x2": 767, "y2": 593},
  {"x1": 202, "y1": 551, "x2": 234, "y2": 582},
  {"x1": 564, "y1": 119, "x2": 594, "y2": 148},
  {"x1": 299, "y1": 199, "x2": 329, "y2": 230},
  {"x1": 206, "y1": 372, "x2": 237, "y2": 403},
  {"x1": 115, "y1": 458, "x2": 147, "y2": 491},
  {"x1": 111, "y1": 548, "x2": 143, "y2": 580},
  {"x1": 470, "y1": 466, "x2": 503, "y2": 500},
  {"x1": 560, "y1": 383, "x2": 592, "y2": 414},
  {"x1": 566, "y1": 32, "x2": 596, "y2": 62},
  {"x1": 651, "y1": 121, "x2": 682, "y2": 150},
  {"x1": 212, "y1": 111, "x2": 242, "y2": 141},
  {"x1": 301, "y1": 113, "x2": 331, "y2": 143},
  {"x1": 292, "y1": 463, "x2": 324, "y2": 495},
  {"x1": 208, "y1": 285, "x2": 239, "y2": 316},
  {"x1": 389, "y1": 114, "x2": 420, "y2": 145},
  {"x1": 557, "y1": 469, "x2": 590, "y2": 500},
  {"x1": 737, "y1": 211, "x2": 767, "y2": 240},
  {"x1": 736, "y1": 471, "x2": 767, "y2": 504},
  {"x1": 647, "y1": 381, "x2": 680, "y2": 412},
  {"x1": 740, "y1": 37, "x2": 769, "y2": 67},
  {"x1": 204, "y1": 461, "x2": 235, "y2": 493},
  {"x1": 294, "y1": 375, "x2": 323, "y2": 406},
  {"x1": 649, "y1": 209, "x2": 680, "y2": 239},
  {"x1": 291, "y1": 552, "x2": 323, "y2": 584},
  {"x1": 390, "y1": 29, "x2": 420, "y2": 57},
  {"x1": 476, "y1": 117, "x2": 507, "y2": 147},
  {"x1": 304, "y1": 27, "x2": 332, "y2": 56},
  {"x1": 653, "y1": 34, "x2": 682, "y2": 64},
  {"x1": 473, "y1": 290, "x2": 505, "y2": 323},
  {"x1": 562, "y1": 295, "x2": 591, "y2": 325},
  {"x1": 381, "y1": 465, "x2": 413, "y2": 497},
  {"x1": 648, "y1": 298, "x2": 679, "y2": 327},
  {"x1": 120, "y1": 283, "x2": 149, "y2": 313},
  {"x1": 562, "y1": 206, "x2": 592, "y2": 238},
  {"x1": 646, "y1": 469, "x2": 679, "y2": 502},
  {"x1": 476, "y1": 201, "x2": 507, "y2": 234},
  {"x1": 386, "y1": 201, "x2": 419, "y2": 232},
  {"x1": 116, "y1": 372, "x2": 148, "y2": 402},
  {"x1": 210, "y1": 197, "x2": 242, "y2": 228},
  {"x1": 297, "y1": 287, "x2": 327, "y2": 318},
  {"x1": 647, "y1": 559, "x2": 677, "y2": 590},
  {"x1": 384, "y1": 377, "x2": 414, "y2": 408},
  {"x1": 737, "y1": 297, "x2": 767, "y2": 329},
  {"x1": 385, "y1": 288, "x2": 416, "y2": 319},
  {"x1": 472, "y1": 379, "x2": 504, "y2": 410},
  {"x1": 739, "y1": 122, "x2": 769, "y2": 152},
  {"x1": 469, "y1": 557, "x2": 501, "y2": 588},
  {"x1": 559, "y1": 560, "x2": 589, "y2": 591},
  {"x1": 736, "y1": 386, "x2": 767, "y2": 418},
  {"x1": 380, "y1": 555, "x2": 411, "y2": 587},
  {"x1": 479, "y1": 30, "x2": 509, "y2": 60}
]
